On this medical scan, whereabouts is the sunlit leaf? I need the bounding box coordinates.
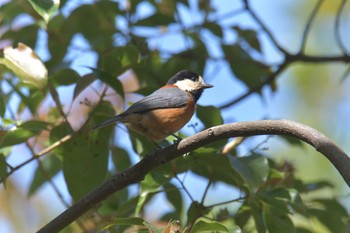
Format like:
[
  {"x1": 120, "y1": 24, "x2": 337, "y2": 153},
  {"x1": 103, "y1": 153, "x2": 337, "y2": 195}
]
[
  {"x1": 100, "y1": 217, "x2": 147, "y2": 231},
  {"x1": 1, "y1": 120, "x2": 49, "y2": 147},
  {"x1": 0, "y1": 43, "x2": 48, "y2": 89},
  {"x1": 308, "y1": 199, "x2": 348, "y2": 233},
  {"x1": 190, "y1": 219, "x2": 231, "y2": 233},
  {"x1": 28, "y1": 0, "x2": 60, "y2": 23},
  {"x1": 197, "y1": 105, "x2": 223, "y2": 128},
  {"x1": 136, "y1": 170, "x2": 170, "y2": 215}
]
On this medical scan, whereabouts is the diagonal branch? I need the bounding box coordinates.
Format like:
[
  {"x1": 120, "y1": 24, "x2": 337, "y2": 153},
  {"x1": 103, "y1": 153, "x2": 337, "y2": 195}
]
[{"x1": 37, "y1": 119, "x2": 350, "y2": 233}]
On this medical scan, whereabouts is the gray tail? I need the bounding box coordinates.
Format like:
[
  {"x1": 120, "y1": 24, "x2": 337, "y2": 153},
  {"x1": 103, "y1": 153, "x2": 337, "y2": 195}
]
[{"x1": 92, "y1": 116, "x2": 121, "y2": 130}]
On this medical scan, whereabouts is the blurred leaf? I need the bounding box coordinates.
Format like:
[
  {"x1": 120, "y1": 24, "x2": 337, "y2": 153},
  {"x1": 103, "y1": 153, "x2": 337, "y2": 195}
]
[
  {"x1": 100, "y1": 217, "x2": 146, "y2": 231},
  {"x1": 204, "y1": 22, "x2": 223, "y2": 38},
  {"x1": 223, "y1": 43, "x2": 271, "y2": 89},
  {"x1": 135, "y1": 13, "x2": 174, "y2": 26},
  {"x1": 164, "y1": 183, "x2": 183, "y2": 218},
  {"x1": 66, "y1": 2, "x2": 120, "y2": 52},
  {"x1": 234, "y1": 26, "x2": 261, "y2": 52},
  {"x1": 0, "y1": 153, "x2": 8, "y2": 185},
  {"x1": 197, "y1": 105, "x2": 223, "y2": 128},
  {"x1": 308, "y1": 199, "x2": 348, "y2": 233},
  {"x1": 278, "y1": 135, "x2": 304, "y2": 146},
  {"x1": 111, "y1": 147, "x2": 131, "y2": 172},
  {"x1": 191, "y1": 148, "x2": 241, "y2": 186},
  {"x1": 0, "y1": 43, "x2": 48, "y2": 89},
  {"x1": 190, "y1": 219, "x2": 230, "y2": 233},
  {"x1": 28, "y1": 155, "x2": 62, "y2": 196},
  {"x1": 187, "y1": 201, "x2": 209, "y2": 225},
  {"x1": 2, "y1": 25, "x2": 39, "y2": 49},
  {"x1": 52, "y1": 68, "x2": 80, "y2": 86},
  {"x1": 263, "y1": 209, "x2": 295, "y2": 233},
  {"x1": 1, "y1": 120, "x2": 49, "y2": 147},
  {"x1": 230, "y1": 154, "x2": 269, "y2": 192},
  {"x1": 27, "y1": 0, "x2": 60, "y2": 23},
  {"x1": 0, "y1": 96, "x2": 5, "y2": 117},
  {"x1": 91, "y1": 68, "x2": 124, "y2": 99},
  {"x1": 128, "y1": 129, "x2": 156, "y2": 157},
  {"x1": 61, "y1": 101, "x2": 114, "y2": 200},
  {"x1": 98, "y1": 45, "x2": 140, "y2": 77},
  {"x1": 136, "y1": 170, "x2": 170, "y2": 215},
  {"x1": 72, "y1": 73, "x2": 97, "y2": 101}
]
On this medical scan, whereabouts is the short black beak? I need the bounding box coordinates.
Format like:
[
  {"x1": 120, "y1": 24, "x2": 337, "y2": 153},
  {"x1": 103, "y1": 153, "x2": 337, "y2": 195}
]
[{"x1": 202, "y1": 83, "x2": 214, "y2": 89}]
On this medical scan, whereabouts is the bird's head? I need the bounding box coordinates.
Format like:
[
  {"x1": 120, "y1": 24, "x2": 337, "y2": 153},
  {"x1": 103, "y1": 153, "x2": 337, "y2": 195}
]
[{"x1": 167, "y1": 70, "x2": 213, "y2": 101}]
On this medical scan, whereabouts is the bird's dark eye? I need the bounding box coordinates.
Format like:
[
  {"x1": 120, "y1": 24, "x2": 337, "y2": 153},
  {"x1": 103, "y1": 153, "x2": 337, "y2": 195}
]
[{"x1": 190, "y1": 76, "x2": 196, "y2": 81}]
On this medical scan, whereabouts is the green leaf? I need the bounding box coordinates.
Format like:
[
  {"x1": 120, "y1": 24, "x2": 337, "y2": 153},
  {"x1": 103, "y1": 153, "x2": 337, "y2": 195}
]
[
  {"x1": 28, "y1": 0, "x2": 60, "y2": 23},
  {"x1": 136, "y1": 170, "x2": 170, "y2": 215},
  {"x1": 0, "y1": 96, "x2": 5, "y2": 117},
  {"x1": 223, "y1": 43, "x2": 271, "y2": 89},
  {"x1": 60, "y1": 101, "x2": 114, "y2": 200},
  {"x1": 1, "y1": 120, "x2": 49, "y2": 147},
  {"x1": 190, "y1": 148, "x2": 241, "y2": 186},
  {"x1": 111, "y1": 147, "x2": 131, "y2": 172},
  {"x1": 196, "y1": 105, "x2": 223, "y2": 128},
  {"x1": 100, "y1": 217, "x2": 146, "y2": 231},
  {"x1": 234, "y1": 26, "x2": 261, "y2": 52},
  {"x1": 308, "y1": 199, "x2": 348, "y2": 233},
  {"x1": 164, "y1": 183, "x2": 183, "y2": 218},
  {"x1": 28, "y1": 155, "x2": 62, "y2": 196},
  {"x1": 72, "y1": 73, "x2": 97, "y2": 101},
  {"x1": 135, "y1": 13, "x2": 174, "y2": 26},
  {"x1": 190, "y1": 219, "x2": 230, "y2": 233},
  {"x1": 204, "y1": 22, "x2": 223, "y2": 38},
  {"x1": 98, "y1": 45, "x2": 140, "y2": 76},
  {"x1": 91, "y1": 68, "x2": 124, "y2": 99},
  {"x1": 52, "y1": 68, "x2": 80, "y2": 86},
  {"x1": 0, "y1": 153, "x2": 8, "y2": 185},
  {"x1": 263, "y1": 209, "x2": 295, "y2": 233},
  {"x1": 187, "y1": 201, "x2": 209, "y2": 225},
  {"x1": 230, "y1": 154, "x2": 269, "y2": 192}
]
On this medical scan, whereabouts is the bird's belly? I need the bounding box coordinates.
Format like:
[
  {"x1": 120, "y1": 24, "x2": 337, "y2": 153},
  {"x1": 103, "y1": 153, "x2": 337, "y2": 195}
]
[{"x1": 123, "y1": 105, "x2": 195, "y2": 142}]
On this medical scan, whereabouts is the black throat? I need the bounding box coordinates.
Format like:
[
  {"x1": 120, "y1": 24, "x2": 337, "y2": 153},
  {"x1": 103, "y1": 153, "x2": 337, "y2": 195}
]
[{"x1": 189, "y1": 89, "x2": 204, "y2": 103}]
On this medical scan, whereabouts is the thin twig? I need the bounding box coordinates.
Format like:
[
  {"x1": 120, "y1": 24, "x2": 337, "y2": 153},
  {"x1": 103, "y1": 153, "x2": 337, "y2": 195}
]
[
  {"x1": 174, "y1": 175, "x2": 194, "y2": 202},
  {"x1": 200, "y1": 179, "x2": 212, "y2": 205},
  {"x1": 335, "y1": 0, "x2": 349, "y2": 55},
  {"x1": 299, "y1": 0, "x2": 324, "y2": 54},
  {"x1": 205, "y1": 196, "x2": 246, "y2": 209},
  {"x1": 243, "y1": 0, "x2": 288, "y2": 54}
]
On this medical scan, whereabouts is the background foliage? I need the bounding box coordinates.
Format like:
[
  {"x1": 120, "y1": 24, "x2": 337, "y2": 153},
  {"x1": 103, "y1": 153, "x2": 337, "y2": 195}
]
[{"x1": 1, "y1": 0, "x2": 350, "y2": 232}]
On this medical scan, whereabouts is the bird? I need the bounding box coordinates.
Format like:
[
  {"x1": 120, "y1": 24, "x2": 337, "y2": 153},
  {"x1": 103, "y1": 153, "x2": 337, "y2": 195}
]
[{"x1": 93, "y1": 70, "x2": 213, "y2": 142}]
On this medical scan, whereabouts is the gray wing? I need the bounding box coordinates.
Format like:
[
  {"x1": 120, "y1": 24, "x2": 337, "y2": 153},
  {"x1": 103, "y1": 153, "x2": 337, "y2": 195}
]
[{"x1": 121, "y1": 87, "x2": 189, "y2": 115}]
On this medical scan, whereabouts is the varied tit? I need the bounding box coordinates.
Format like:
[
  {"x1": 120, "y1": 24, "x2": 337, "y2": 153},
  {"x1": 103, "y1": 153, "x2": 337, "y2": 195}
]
[{"x1": 93, "y1": 70, "x2": 213, "y2": 142}]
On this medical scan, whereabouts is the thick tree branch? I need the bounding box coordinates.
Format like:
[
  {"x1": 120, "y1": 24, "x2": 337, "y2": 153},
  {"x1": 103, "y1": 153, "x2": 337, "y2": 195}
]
[{"x1": 37, "y1": 119, "x2": 350, "y2": 233}]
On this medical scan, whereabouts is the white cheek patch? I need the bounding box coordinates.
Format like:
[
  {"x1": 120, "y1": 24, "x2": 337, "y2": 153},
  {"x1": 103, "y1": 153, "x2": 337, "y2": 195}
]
[{"x1": 175, "y1": 76, "x2": 205, "y2": 91}]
